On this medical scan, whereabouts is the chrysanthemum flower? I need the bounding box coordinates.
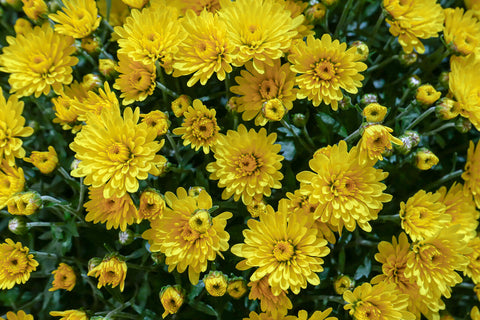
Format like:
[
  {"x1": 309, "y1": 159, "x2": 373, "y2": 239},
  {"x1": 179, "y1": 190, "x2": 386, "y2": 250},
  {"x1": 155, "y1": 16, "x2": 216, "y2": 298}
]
[
  {"x1": 140, "y1": 111, "x2": 170, "y2": 137},
  {"x1": 227, "y1": 277, "x2": 247, "y2": 299},
  {"x1": 472, "y1": 306, "x2": 480, "y2": 320},
  {"x1": 87, "y1": 256, "x2": 127, "y2": 291},
  {"x1": 121, "y1": 0, "x2": 148, "y2": 8},
  {"x1": 206, "y1": 124, "x2": 284, "y2": 205},
  {"x1": 363, "y1": 103, "x2": 388, "y2": 122},
  {"x1": 7, "y1": 191, "x2": 42, "y2": 216},
  {"x1": 73, "y1": 82, "x2": 120, "y2": 122},
  {"x1": 465, "y1": 237, "x2": 480, "y2": 284},
  {"x1": 289, "y1": 309, "x2": 338, "y2": 320},
  {"x1": 97, "y1": 0, "x2": 129, "y2": 26},
  {"x1": 171, "y1": 95, "x2": 191, "y2": 117},
  {"x1": 248, "y1": 276, "x2": 293, "y2": 317},
  {"x1": 358, "y1": 124, "x2": 402, "y2": 163},
  {"x1": 288, "y1": 34, "x2": 367, "y2": 110},
  {"x1": 280, "y1": 0, "x2": 314, "y2": 42},
  {"x1": 172, "y1": 99, "x2": 220, "y2": 154},
  {"x1": 296, "y1": 140, "x2": 392, "y2": 234},
  {"x1": 0, "y1": 91, "x2": 34, "y2": 166},
  {"x1": 173, "y1": 9, "x2": 236, "y2": 86},
  {"x1": 3, "y1": 311, "x2": 34, "y2": 320},
  {"x1": 399, "y1": 190, "x2": 450, "y2": 242},
  {"x1": 383, "y1": 0, "x2": 444, "y2": 54},
  {"x1": 14, "y1": 18, "x2": 32, "y2": 36},
  {"x1": 203, "y1": 271, "x2": 228, "y2": 296},
  {"x1": 443, "y1": 8, "x2": 480, "y2": 56},
  {"x1": 114, "y1": 53, "x2": 156, "y2": 105},
  {"x1": 49, "y1": 0, "x2": 101, "y2": 38},
  {"x1": 246, "y1": 198, "x2": 268, "y2": 218},
  {"x1": 232, "y1": 204, "x2": 330, "y2": 296},
  {"x1": 343, "y1": 282, "x2": 415, "y2": 320},
  {"x1": 438, "y1": 182, "x2": 479, "y2": 241},
  {"x1": 405, "y1": 226, "x2": 470, "y2": 299},
  {"x1": 50, "y1": 310, "x2": 88, "y2": 320},
  {"x1": 218, "y1": 0, "x2": 303, "y2": 73},
  {"x1": 114, "y1": 5, "x2": 186, "y2": 73},
  {"x1": 463, "y1": 141, "x2": 480, "y2": 208},
  {"x1": 24, "y1": 146, "x2": 58, "y2": 174},
  {"x1": 22, "y1": 0, "x2": 47, "y2": 21},
  {"x1": 166, "y1": 0, "x2": 221, "y2": 15},
  {"x1": 0, "y1": 160, "x2": 25, "y2": 209},
  {"x1": 52, "y1": 81, "x2": 88, "y2": 133},
  {"x1": 84, "y1": 186, "x2": 141, "y2": 231},
  {"x1": 49, "y1": 263, "x2": 76, "y2": 291},
  {"x1": 334, "y1": 275, "x2": 353, "y2": 295},
  {"x1": 465, "y1": 0, "x2": 480, "y2": 19},
  {"x1": 0, "y1": 25, "x2": 78, "y2": 98},
  {"x1": 416, "y1": 84, "x2": 441, "y2": 106},
  {"x1": 160, "y1": 285, "x2": 185, "y2": 319},
  {"x1": 142, "y1": 188, "x2": 232, "y2": 284},
  {"x1": 0, "y1": 239, "x2": 38, "y2": 290},
  {"x1": 70, "y1": 105, "x2": 166, "y2": 199},
  {"x1": 138, "y1": 189, "x2": 165, "y2": 220},
  {"x1": 415, "y1": 148, "x2": 439, "y2": 170},
  {"x1": 231, "y1": 60, "x2": 297, "y2": 126}
]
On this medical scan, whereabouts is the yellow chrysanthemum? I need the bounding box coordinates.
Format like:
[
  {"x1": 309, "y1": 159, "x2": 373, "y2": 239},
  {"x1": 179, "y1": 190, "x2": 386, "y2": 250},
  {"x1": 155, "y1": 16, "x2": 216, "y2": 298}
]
[
  {"x1": 87, "y1": 256, "x2": 127, "y2": 292},
  {"x1": 121, "y1": 0, "x2": 148, "y2": 8},
  {"x1": 383, "y1": 0, "x2": 444, "y2": 54},
  {"x1": 363, "y1": 103, "x2": 388, "y2": 123},
  {"x1": 173, "y1": 9, "x2": 235, "y2": 86},
  {"x1": 49, "y1": 0, "x2": 101, "y2": 38},
  {"x1": 0, "y1": 239, "x2": 38, "y2": 290},
  {"x1": 52, "y1": 81, "x2": 88, "y2": 133},
  {"x1": 279, "y1": 0, "x2": 314, "y2": 42},
  {"x1": 415, "y1": 148, "x2": 440, "y2": 170},
  {"x1": 3, "y1": 311, "x2": 34, "y2": 320},
  {"x1": 24, "y1": 146, "x2": 59, "y2": 174},
  {"x1": 84, "y1": 186, "x2": 141, "y2": 231},
  {"x1": 0, "y1": 25, "x2": 78, "y2": 98},
  {"x1": 203, "y1": 271, "x2": 228, "y2": 297},
  {"x1": 140, "y1": 111, "x2": 170, "y2": 137},
  {"x1": 438, "y1": 182, "x2": 479, "y2": 242},
  {"x1": 218, "y1": 0, "x2": 303, "y2": 73},
  {"x1": 14, "y1": 18, "x2": 32, "y2": 36},
  {"x1": 231, "y1": 59, "x2": 297, "y2": 126},
  {"x1": 232, "y1": 203, "x2": 330, "y2": 296},
  {"x1": 50, "y1": 263, "x2": 76, "y2": 292},
  {"x1": 206, "y1": 124, "x2": 284, "y2": 205},
  {"x1": 405, "y1": 226, "x2": 470, "y2": 299},
  {"x1": 343, "y1": 282, "x2": 416, "y2": 320},
  {"x1": 358, "y1": 124, "x2": 402, "y2": 163},
  {"x1": 465, "y1": 237, "x2": 480, "y2": 284},
  {"x1": 444, "y1": 7, "x2": 480, "y2": 56},
  {"x1": 472, "y1": 306, "x2": 480, "y2": 320},
  {"x1": 0, "y1": 91, "x2": 34, "y2": 166},
  {"x1": 114, "y1": 5, "x2": 186, "y2": 74},
  {"x1": 171, "y1": 95, "x2": 191, "y2": 117},
  {"x1": 296, "y1": 140, "x2": 392, "y2": 234},
  {"x1": 50, "y1": 310, "x2": 88, "y2": 320},
  {"x1": 142, "y1": 188, "x2": 232, "y2": 284},
  {"x1": 334, "y1": 275, "x2": 353, "y2": 295},
  {"x1": 70, "y1": 105, "x2": 165, "y2": 199},
  {"x1": 0, "y1": 160, "x2": 25, "y2": 210},
  {"x1": 114, "y1": 53, "x2": 156, "y2": 105},
  {"x1": 288, "y1": 309, "x2": 338, "y2": 320},
  {"x1": 288, "y1": 34, "x2": 367, "y2": 110},
  {"x1": 7, "y1": 191, "x2": 42, "y2": 216},
  {"x1": 399, "y1": 190, "x2": 450, "y2": 242},
  {"x1": 463, "y1": 140, "x2": 480, "y2": 208},
  {"x1": 248, "y1": 276, "x2": 293, "y2": 317},
  {"x1": 160, "y1": 285, "x2": 185, "y2": 319},
  {"x1": 172, "y1": 99, "x2": 220, "y2": 154},
  {"x1": 72, "y1": 82, "x2": 120, "y2": 123},
  {"x1": 466, "y1": 0, "x2": 480, "y2": 19},
  {"x1": 166, "y1": 0, "x2": 221, "y2": 15},
  {"x1": 227, "y1": 278, "x2": 247, "y2": 299},
  {"x1": 22, "y1": 0, "x2": 47, "y2": 21},
  {"x1": 416, "y1": 84, "x2": 441, "y2": 106},
  {"x1": 97, "y1": 0, "x2": 129, "y2": 26},
  {"x1": 138, "y1": 189, "x2": 165, "y2": 220}
]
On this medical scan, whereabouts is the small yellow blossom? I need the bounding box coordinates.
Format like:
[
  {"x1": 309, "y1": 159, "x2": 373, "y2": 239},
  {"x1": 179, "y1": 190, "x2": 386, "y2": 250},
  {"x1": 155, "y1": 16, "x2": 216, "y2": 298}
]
[
  {"x1": 416, "y1": 84, "x2": 441, "y2": 106},
  {"x1": 227, "y1": 277, "x2": 247, "y2": 299},
  {"x1": 50, "y1": 310, "x2": 88, "y2": 320},
  {"x1": 0, "y1": 160, "x2": 25, "y2": 210},
  {"x1": 138, "y1": 189, "x2": 165, "y2": 220},
  {"x1": 14, "y1": 18, "x2": 32, "y2": 36},
  {"x1": 3, "y1": 311, "x2": 34, "y2": 320},
  {"x1": 333, "y1": 275, "x2": 353, "y2": 295},
  {"x1": 203, "y1": 271, "x2": 228, "y2": 297},
  {"x1": 49, "y1": 0, "x2": 101, "y2": 38},
  {"x1": 24, "y1": 146, "x2": 59, "y2": 174},
  {"x1": 358, "y1": 124, "x2": 402, "y2": 163},
  {"x1": 141, "y1": 111, "x2": 170, "y2": 137},
  {"x1": 22, "y1": 0, "x2": 47, "y2": 21},
  {"x1": 7, "y1": 191, "x2": 42, "y2": 216},
  {"x1": 0, "y1": 239, "x2": 38, "y2": 289},
  {"x1": 415, "y1": 148, "x2": 439, "y2": 170},
  {"x1": 363, "y1": 103, "x2": 388, "y2": 122},
  {"x1": 262, "y1": 98, "x2": 286, "y2": 122},
  {"x1": 171, "y1": 95, "x2": 191, "y2": 117},
  {"x1": 50, "y1": 263, "x2": 76, "y2": 291},
  {"x1": 160, "y1": 285, "x2": 185, "y2": 318},
  {"x1": 99, "y1": 59, "x2": 117, "y2": 78},
  {"x1": 87, "y1": 256, "x2": 127, "y2": 292}
]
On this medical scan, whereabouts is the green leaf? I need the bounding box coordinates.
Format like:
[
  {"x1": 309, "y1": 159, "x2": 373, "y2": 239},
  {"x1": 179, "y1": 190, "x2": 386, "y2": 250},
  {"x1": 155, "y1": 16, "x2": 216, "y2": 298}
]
[
  {"x1": 354, "y1": 256, "x2": 372, "y2": 280},
  {"x1": 189, "y1": 301, "x2": 219, "y2": 317}
]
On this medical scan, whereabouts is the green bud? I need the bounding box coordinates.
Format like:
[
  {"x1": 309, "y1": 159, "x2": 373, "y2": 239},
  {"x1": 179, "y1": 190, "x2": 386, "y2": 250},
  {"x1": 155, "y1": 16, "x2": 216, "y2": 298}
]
[
  {"x1": 8, "y1": 217, "x2": 27, "y2": 235},
  {"x1": 438, "y1": 71, "x2": 449, "y2": 88},
  {"x1": 151, "y1": 252, "x2": 165, "y2": 265},
  {"x1": 118, "y1": 229, "x2": 135, "y2": 246},
  {"x1": 395, "y1": 130, "x2": 420, "y2": 155},
  {"x1": 398, "y1": 52, "x2": 417, "y2": 66},
  {"x1": 407, "y1": 75, "x2": 421, "y2": 89},
  {"x1": 455, "y1": 117, "x2": 472, "y2": 133},
  {"x1": 360, "y1": 94, "x2": 378, "y2": 106},
  {"x1": 338, "y1": 95, "x2": 353, "y2": 110},
  {"x1": 292, "y1": 113, "x2": 307, "y2": 127},
  {"x1": 88, "y1": 257, "x2": 102, "y2": 272}
]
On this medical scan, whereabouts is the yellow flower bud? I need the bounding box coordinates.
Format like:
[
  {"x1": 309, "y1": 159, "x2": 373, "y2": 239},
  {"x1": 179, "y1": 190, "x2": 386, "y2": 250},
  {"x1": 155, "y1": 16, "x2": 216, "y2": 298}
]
[
  {"x1": 188, "y1": 186, "x2": 206, "y2": 198},
  {"x1": 416, "y1": 84, "x2": 441, "y2": 106},
  {"x1": 24, "y1": 146, "x2": 58, "y2": 174},
  {"x1": 363, "y1": 103, "x2": 388, "y2": 123},
  {"x1": 305, "y1": 3, "x2": 327, "y2": 22},
  {"x1": 81, "y1": 36, "x2": 100, "y2": 54},
  {"x1": 246, "y1": 198, "x2": 267, "y2": 218},
  {"x1": 262, "y1": 98, "x2": 285, "y2": 122},
  {"x1": 171, "y1": 95, "x2": 191, "y2": 117},
  {"x1": 435, "y1": 98, "x2": 458, "y2": 120},
  {"x1": 188, "y1": 209, "x2": 212, "y2": 234},
  {"x1": 227, "y1": 277, "x2": 247, "y2": 299},
  {"x1": 14, "y1": 18, "x2": 32, "y2": 36},
  {"x1": 160, "y1": 285, "x2": 185, "y2": 318},
  {"x1": 415, "y1": 148, "x2": 439, "y2": 170},
  {"x1": 350, "y1": 41, "x2": 369, "y2": 61},
  {"x1": 50, "y1": 263, "x2": 76, "y2": 292},
  {"x1": 7, "y1": 191, "x2": 42, "y2": 216},
  {"x1": 334, "y1": 275, "x2": 354, "y2": 295},
  {"x1": 82, "y1": 73, "x2": 102, "y2": 91},
  {"x1": 22, "y1": 0, "x2": 48, "y2": 21},
  {"x1": 203, "y1": 271, "x2": 228, "y2": 297},
  {"x1": 140, "y1": 111, "x2": 170, "y2": 137},
  {"x1": 99, "y1": 59, "x2": 117, "y2": 78}
]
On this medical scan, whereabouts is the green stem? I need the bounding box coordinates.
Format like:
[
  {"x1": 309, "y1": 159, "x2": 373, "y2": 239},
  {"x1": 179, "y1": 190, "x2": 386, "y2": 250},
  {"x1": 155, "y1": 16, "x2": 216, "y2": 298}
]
[
  {"x1": 166, "y1": 132, "x2": 182, "y2": 164},
  {"x1": 126, "y1": 263, "x2": 158, "y2": 272},
  {"x1": 100, "y1": 47, "x2": 115, "y2": 60},
  {"x1": 224, "y1": 73, "x2": 232, "y2": 99},
  {"x1": 31, "y1": 251, "x2": 58, "y2": 259},
  {"x1": 423, "y1": 122, "x2": 456, "y2": 136},
  {"x1": 76, "y1": 178, "x2": 86, "y2": 214},
  {"x1": 405, "y1": 107, "x2": 435, "y2": 130},
  {"x1": 156, "y1": 81, "x2": 178, "y2": 100},
  {"x1": 344, "y1": 128, "x2": 361, "y2": 144},
  {"x1": 367, "y1": 55, "x2": 398, "y2": 73},
  {"x1": 376, "y1": 214, "x2": 401, "y2": 223},
  {"x1": 302, "y1": 125, "x2": 316, "y2": 148},
  {"x1": 425, "y1": 169, "x2": 463, "y2": 190},
  {"x1": 41, "y1": 195, "x2": 63, "y2": 204},
  {"x1": 368, "y1": 11, "x2": 385, "y2": 47},
  {"x1": 58, "y1": 167, "x2": 76, "y2": 181},
  {"x1": 280, "y1": 119, "x2": 313, "y2": 152},
  {"x1": 79, "y1": 49, "x2": 96, "y2": 67},
  {"x1": 334, "y1": 0, "x2": 354, "y2": 38}
]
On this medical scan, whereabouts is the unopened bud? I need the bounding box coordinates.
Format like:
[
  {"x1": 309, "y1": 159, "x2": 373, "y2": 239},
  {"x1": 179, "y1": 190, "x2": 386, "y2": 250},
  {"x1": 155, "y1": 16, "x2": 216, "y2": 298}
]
[
  {"x1": 350, "y1": 41, "x2": 369, "y2": 61},
  {"x1": 455, "y1": 117, "x2": 472, "y2": 133},
  {"x1": 398, "y1": 52, "x2": 417, "y2": 66},
  {"x1": 151, "y1": 252, "x2": 165, "y2": 265},
  {"x1": 203, "y1": 271, "x2": 228, "y2": 297},
  {"x1": 415, "y1": 148, "x2": 439, "y2": 170},
  {"x1": 8, "y1": 217, "x2": 27, "y2": 235},
  {"x1": 363, "y1": 103, "x2": 387, "y2": 123},
  {"x1": 416, "y1": 84, "x2": 441, "y2": 107},
  {"x1": 118, "y1": 229, "x2": 135, "y2": 245},
  {"x1": 438, "y1": 71, "x2": 449, "y2": 88},
  {"x1": 188, "y1": 186, "x2": 206, "y2": 198},
  {"x1": 227, "y1": 277, "x2": 247, "y2": 299},
  {"x1": 7, "y1": 191, "x2": 42, "y2": 216},
  {"x1": 395, "y1": 130, "x2": 420, "y2": 155},
  {"x1": 81, "y1": 36, "x2": 101, "y2": 54},
  {"x1": 360, "y1": 93, "x2": 378, "y2": 106},
  {"x1": 82, "y1": 74, "x2": 102, "y2": 91},
  {"x1": 435, "y1": 98, "x2": 458, "y2": 120},
  {"x1": 305, "y1": 3, "x2": 327, "y2": 23},
  {"x1": 262, "y1": 98, "x2": 285, "y2": 122},
  {"x1": 99, "y1": 59, "x2": 117, "y2": 78},
  {"x1": 292, "y1": 114, "x2": 307, "y2": 127},
  {"x1": 406, "y1": 75, "x2": 421, "y2": 89},
  {"x1": 338, "y1": 95, "x2": 353, "y2": 110},
  {"x1": 334, "y1": 275, "x2": 354, "y2": 295},
  {"x1": 160, "y1": 285, "x2": 185, "y2": 318},
  {"x1": 171, "y1": 95, "x2": 191, "y2": 117},
  {"x1": 88, "y1": 257, "x2": 102, "y2": 273}
]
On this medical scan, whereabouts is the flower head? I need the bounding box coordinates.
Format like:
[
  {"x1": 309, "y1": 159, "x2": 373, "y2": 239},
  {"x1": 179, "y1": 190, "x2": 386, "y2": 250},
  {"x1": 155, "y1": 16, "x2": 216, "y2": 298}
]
[
  {"x1": 171, "y1": 95, "x2": 191, "y2": 117},
  {"x1": 142, "y1": 188, "x2": 232, "y2": 284},
  {"x1": 7, "y1": 191, "x2": 42, "y2": 216},
  {"x1": 121, "y1": 0, "x2": 148, "y2": 8},
  {"x1": 140, "y1": 111, "x2": 170, "y2": 137},
  {"x1": 0, "y1": 24, "x2": 78, "y2": 98},
  {"x1": 49, "y1": 0, "x2": 101, "y2": 38},
  {"x1": 70, "y1": 105, "x2": 165, "y2": 199},
  {"x1": 206, "y1": 124, "x2": 284, "y2": 205},
  {"x1": 50, "y1": 310, "x2": 88, "y2": 320},
  {"x1": 160, "y1": 285, "x2": 185, "y2": 318},
  {"x1": 463, "y1": 140, "x2": 480, "y2": 208},
  {"x1": 334, "y1": 275, "x2": 354, "y2": 295},
  {"x1": 0, "y1": 160, "x2": 25, "y2": 210},
  {"x1": 227, "y1": 277, "x2": 247, "y2": 299},
  {"x1": 87, "y1": 255, "x2": 127, "y2": 291},
  {"x1": 465, "y1": 237, "x2": 480, "y2": 284},
  {"x1": 0, "y1": 239, "x2": 38, "y2": 289},
  {"x1": 14, "y1": 18, "x2": 32, "y2": 36},
  {"x1": 51, "y1": 81, "x2": 88, "y2": 133},
  {"x1": 358, "y1": 124, "x2": 402, "y2": 163},
  {"x1": 416, "y1": 84, "x2": 441, "y2": 106},
  {"x1": 166, "y1": 0, "x2": 221, "y2": 15},
  {"x1": 415, "y1": 148, "x2": 439, "y2": 170},
  {"x1": 289, "y1": 309, "x2": 338, "y2": 320},
  {"x1": 97, "y1": 0, "x2": 129, "y2": 26},
  {"x1": 3, "y1": 311, "x2": 34, "y2": 320},
  {"x1": 138, "y1": 189, "x2": 165, "y2": 220},
  {"x1": 24, "y1": 146, "x2": 58, "y2": 174},
  {"x1": 289, "y1": 34, "x2": 367, "y2": 110},
  {"x1": 172, "y1": 99, "x2": 220, "y2": 154},
  {"x1": 203, "y1": 271, "x2": 228, "y2": 296},
  {"x1": 22, "y1": 0, "x2": 47, "y2": 20},
  {"x1": 248, "y1": 275, "x2": 293, "y2": 316},
  {"x1": 444, "y1": 7, "x2": 480, "y2": 56},
  {"x1": 363, "y1": 103, "x2": 388, "y2": 122},
  {"x1": 50, "y1": 263, "x2": 76, "y2": 291}
]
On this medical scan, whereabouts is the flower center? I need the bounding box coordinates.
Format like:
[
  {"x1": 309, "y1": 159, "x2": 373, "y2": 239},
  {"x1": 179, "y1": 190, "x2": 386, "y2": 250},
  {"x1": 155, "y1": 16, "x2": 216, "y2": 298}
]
[
  {"x1": 235, "y1": 153, "x2": 262, "y2": 176},
  {"x1": 181, "y1": 224, "x2": 200, "y2": 242},
  {"x1": 6, "y1": 254, "x2": 27, "y2": 274},
  {"x1": 329, "y1": 175, "x2": 357, "y2": 197},
  {"x1": 30, "y1": 53, "x2": 52, "y2": 75},
  {"x1": 355, "y1": 301, "x2": 382, "y2": 320},
  {"x1": 131, "y1": 70, "x2": 153, "y2": 91},
  {"x1": 259, "y1": 80, "x2": 279, "y2": 100},
  {"x1": 314, "y1": 59, "x2": 336, "y2": 81},
  {"x1": 192, "y1": 118, "x2": 216, "y2": 140},
  {"x1": 273, "y1": 240, "x2": 294, "y2": 262},
  {"x1": 188, "y1": 209, "x2": 211, "y2": 234},
  {"x1": 106, "y1": 142, "x2": 131, "y2": 162}
]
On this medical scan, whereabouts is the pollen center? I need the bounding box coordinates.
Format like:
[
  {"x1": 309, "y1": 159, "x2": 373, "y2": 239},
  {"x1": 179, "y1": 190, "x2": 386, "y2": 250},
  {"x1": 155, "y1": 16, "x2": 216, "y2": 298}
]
[
  {"x1": 188, "y1": 209, "x2": 211, "y2": 234},
  {"x1": 235, "y1": 153, "x2": 262, "y2": 176},
  {"x1": 181, "y1": 224, "x2": 200, "y2": 242},
  {"x1": 355, "y1": 301, "x2": 382, "y2": 320},
  {"x1": 192, "y1": 118, "x2": 216, "y2": 140},
  {"x1": 30, "y1": 53, "x2": 52, "y2": 75},
  {"x1": 106, "y1": 142, "x2": 130, "y2": 162},
  {"x1": 259, "y1": 79, "x2": 279, "y2": 100},
  {"x1": 314, "y1": 59, "x2": 336, "y2": 81},
  {"x1": 273, "y1": 240, "x2": 294, "y2": 262}
]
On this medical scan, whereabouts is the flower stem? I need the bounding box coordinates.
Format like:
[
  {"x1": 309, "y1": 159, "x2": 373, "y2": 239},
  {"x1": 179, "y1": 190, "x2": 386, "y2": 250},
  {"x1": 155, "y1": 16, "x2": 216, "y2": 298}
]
[
  {"x1": 302, "y1": 125, "x2": 316, "y2": 148},
  {"x1": 31, "y1": 251, "x2": 58, "y2": 259},
  {"x1": 280, "y1": 119, "x2": 313, "y2": 152},
  {"x1": 126, "y1": 263, "x2": 158, "y2": 272},
  {"x1": 224, "y1": 73, "x2": 232, "y2": 99},
  {"x1": 426, "y1": 169, "x2": 463, "y2": 190},
  {"x1": 424, "y1": 122, "x2": 456, "y2": 136},
  {"x1": 76, "y1": 178, "x2": 86, "y2": 214},
  {"x1": 344, "y1": 128, "x2": 361, "y2": 144},
  {"x1": 334, "y1": 0, "x2": 354, "y2": 37},
  {"x1": 58, "y1": 167, "x2": 76, "y2": 181},
  {"x1": 376, "y1": 214, "x2": 401, "y2": 223},
  {"x1": 166, "y1": 132, "x2": 182, "y2": 164},
  {"x1": 367, "y1": 55, "x2": 398, "y2": 73},
  {"x1": 405, "y1": 106, "x2": 436, "y2": 130}
]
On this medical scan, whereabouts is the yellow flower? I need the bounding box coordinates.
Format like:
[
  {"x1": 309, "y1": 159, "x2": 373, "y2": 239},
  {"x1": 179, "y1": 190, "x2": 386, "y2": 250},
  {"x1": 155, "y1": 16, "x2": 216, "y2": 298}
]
[
  {"x1": 114, "y1": 5, "x2": 186, "y2": 73},
  {"x1": 49, "y1": 0, "x2": 101, "y2": 38},
  {"x1": 288, "y1": 309, "x2": 338, "y2": 320},
  {"x1": 280, "y1": 0, "x2": 314, "y2": 42},
  {"x1": 51, "y1": 81, "x2": 89, "y2": 133},
  {"x1": 231, "y1": 60, "x2": 297, "y2": 126},
  {"x1": 97, "y1": 0, "x2": 130, "y2": 26},
  {"x1": 81, "y1": 36, "x2": 100, "y2": 53},
  {"x1": 0, "y1": 25, "x2": 78, "y2": 98},
  {"x1": 171, "y1": 95, "x2": 191, "y2": 117},
  {"x1": 50, "y1": 310, "x2": 88, "y2": 320},
  {"x1": 262, "y1": 99, "x2": 286, "y2": 122},
  {"x1": 14, "y1": 18, "x2": 32, "y2": 36},
  {"x1": 73, "y1": 82, "x2": 120, "y2": 123},
  {"x1": 84, "y1": 186, "x2": 141, "y2": 231},
  {"x1": 7, "y1": 191, "x2": 42, "y2": 216},
  {"x1": 334, "y1": 275, "x2": 353, "y2": 295},
  {"x1": 415, "y1": 148, "x2": 439, "y2": 170},
  {"x1": 444, "y1": 8, "x2": 480, "y2": 56},
  {"x1": 121, "y1": 0, "x2": 148, "y2": 8},
  {"x1": 173, "y1": 9, "x2": 236, "y2": 87},
  {"x1": 465, "y1": 0, "x2": 480, "y2": 19},
  {"x1": 0, "y1": 91, "x2": 34, "y2": 166},
  {"x1": 248, "y1": 276, "x2": 293, "y2": 317},
  {"x1": 140, "y1": 111, "x2": 170, "y2": 137},
  {"x1": 218, "y1": 0, "x2": 303, "y2": 73},
  {"x1": 246, "y1": 198, "x2": 268, "y2": 218},
  {"x1": 114, "y1": 53, "x2": 156, "y2": 105},
  {"x1": 363, "y1": 103, "x2": 388, "y2": 122},
  {"x1": 22, "y1": 0, "x2": 47, "y2": 20},
  {"x1": 87, "y1": 256, "x2": 127, "y2": 292},
  {"x1": 465, "y1": 237, "x2": 480, "y2": 284},
  {"x1": 438, "y1": 182, "x2": 479, "y2": 241},
  {"x1": 416, "y1": 84, "x2": 441, "y2": 106},
  {"x1": 463, "y1": 140, "x2": 480, "y2": 208},
  {"x1": 475, "y1": 283, "x2": 480, "y2": 300},
  {"x1": 0, "y1": 160, "x2": 25, "y2": 210},
  {"x1": 99, "y1": 59, "x2": 117, "y2": 78},
  {"x1": 305, "y1": 3, "x2": 327, "y2": 22},
  {"x1": 142, "y1": 188, "x2": 232, "y2": 284},
  {"x1": 343, "y1": 282, "x2": 415, "y2": 320},
  {"x1": 358, "y1": 124, "x2": 402, "y2": 163},
  {"x1": 227, "y1": 277, "x2": 247, "y2": 299},
  {"x1": 138, "y1": 189, "x2": 166, "y2": 220},
  {"x1": 472, "y1": 306, "x2": 480, "y2": 320},
  {"x1": 296, "y1": 140, "x2": 392, "y2": 234},
  {"x1": 50, "y1": 263, "x2": 76, "y2": 291},
  {"x1": 70, "y1": 105, "x2": 165, "y2": 199},
  {"x1": 24, "y1": 146, "x2": 59, "y2": 174},
  {"x1": 206, "y1": 124, "x2": 284, "y2": 205},
  {"x1": 288, "y1": 34, "x2": 367, "y2": 110},
  {"x1": 160, "y1": 285, "x2": 185, "y2": 318},
  {"x1": 435, "y1": 97, "x2": 459, "y2": 120},
  {"x1": 405, "y1": 226, "x2": 470, "y2": 299},
  {"x1": 384, "y1": 0, "x2": 444, "y2": 54},
  {"x1": 172, "y1": 99, "x2": 220, "y2": 154},
  {"x1": 0, "y1": 239, "x2": 38, "y2": 290},
  {"x1": 165, "y1": 0, "x2": 221, "y2": 15},
  {"x1": 203, "y1": 271, "x2": 228, "y2": 296},
  {"x1": 3, "y1": 311, "x2": 34, "y2": 320},
  {"x1": 232, "y1": 204, "x2": 330, "y2": 296}
]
